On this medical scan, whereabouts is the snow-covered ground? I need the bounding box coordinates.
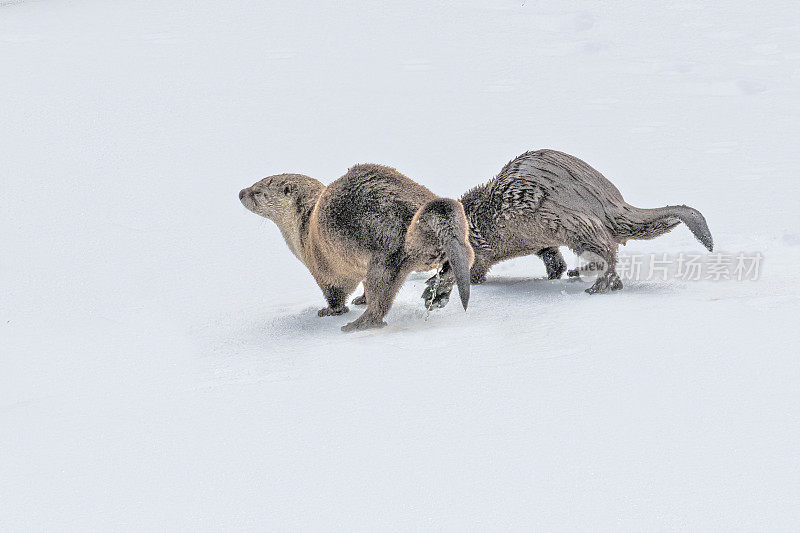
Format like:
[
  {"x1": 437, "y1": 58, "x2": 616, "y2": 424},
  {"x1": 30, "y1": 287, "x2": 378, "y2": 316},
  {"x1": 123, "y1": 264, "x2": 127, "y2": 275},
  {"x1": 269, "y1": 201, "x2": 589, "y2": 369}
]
[{"x1": 2, "y1": 0, "x2": 799, "y2": 529}]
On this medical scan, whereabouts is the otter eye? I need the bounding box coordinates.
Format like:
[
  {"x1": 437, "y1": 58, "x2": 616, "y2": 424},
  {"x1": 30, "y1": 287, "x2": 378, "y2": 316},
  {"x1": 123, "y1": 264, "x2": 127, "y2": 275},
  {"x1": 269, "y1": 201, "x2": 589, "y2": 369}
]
[{"x1": 283, "y1": 186, "x2": 291, "y2": 195}]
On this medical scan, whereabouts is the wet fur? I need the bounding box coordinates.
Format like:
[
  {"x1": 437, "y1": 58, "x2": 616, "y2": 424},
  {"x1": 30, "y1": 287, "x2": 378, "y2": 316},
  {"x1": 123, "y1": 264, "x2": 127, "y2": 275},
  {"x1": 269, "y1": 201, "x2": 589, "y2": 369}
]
[
  {"x1": 426, "y1": 149, "x2": 713, "y2": 301},
  {"x1": 240, "y1": 164, "x2": 473, "y2": 331}
]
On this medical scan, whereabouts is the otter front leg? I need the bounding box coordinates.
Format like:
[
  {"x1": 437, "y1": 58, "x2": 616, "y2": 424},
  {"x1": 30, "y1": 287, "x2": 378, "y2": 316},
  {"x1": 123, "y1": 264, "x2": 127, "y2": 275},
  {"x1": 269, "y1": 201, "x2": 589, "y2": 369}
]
[
  {"x1": 342, "y1": 255, "x2": 411, "y2": 332},
  {"x1": 537, "y1": 247, "x2": 567, "y2": 279},
  {"x1": 318, "y1": 283, "x2": 357, "y2": 317},
  {"x1": 469, "y1": 254, "x2": 494, "y2": 284}
]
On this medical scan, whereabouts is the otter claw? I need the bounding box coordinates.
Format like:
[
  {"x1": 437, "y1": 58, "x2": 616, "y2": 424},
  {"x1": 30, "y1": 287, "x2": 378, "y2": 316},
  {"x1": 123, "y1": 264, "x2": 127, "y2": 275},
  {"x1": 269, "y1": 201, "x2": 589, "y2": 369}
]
[
  {"x1": 585, "y1": 272, "x2": 623, "y2": 294},
  {"x1": 422, "y1": 285, "x2": 452, "y2": 309},
  {"x1": 318, "y1": 306, "x2": 349, "y2": 317},
  {"x1": 421, "y1": 284, "x2": 436, "y2": 301},
  {"x1": 428, "y1": 293, "x2": 450, "y2": 309}
]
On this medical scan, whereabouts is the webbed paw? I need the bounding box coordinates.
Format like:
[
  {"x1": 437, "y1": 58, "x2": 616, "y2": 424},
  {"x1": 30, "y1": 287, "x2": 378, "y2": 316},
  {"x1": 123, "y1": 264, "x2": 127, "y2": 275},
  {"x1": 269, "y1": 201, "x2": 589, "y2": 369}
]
[
  {"x1": 585, "y1": 272, "x2": 623, "y2": 294},
  {"x1": 422, "y1": 278, "x2": 453, "y2": 309},
  {"x1": 318, "y1": 306, "x2": 349, "y2": 317}
]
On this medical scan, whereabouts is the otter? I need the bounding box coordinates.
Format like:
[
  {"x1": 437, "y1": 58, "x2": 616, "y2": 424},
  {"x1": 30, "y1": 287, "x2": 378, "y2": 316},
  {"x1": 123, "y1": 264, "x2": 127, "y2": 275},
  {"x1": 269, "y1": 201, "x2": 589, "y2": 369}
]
[
  {"x1": 422, "y1": 149, "x2": 713, "y2": 305},
  {"x1": 239, "y1": 164, "x2": 474, "y2": 331}
]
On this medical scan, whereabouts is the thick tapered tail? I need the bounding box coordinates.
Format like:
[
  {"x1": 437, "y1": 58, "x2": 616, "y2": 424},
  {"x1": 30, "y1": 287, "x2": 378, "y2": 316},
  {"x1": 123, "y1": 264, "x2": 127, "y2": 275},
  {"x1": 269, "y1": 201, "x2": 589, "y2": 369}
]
[
  {"x1": 442, "y1": 232, "x2": 472, "y2": 310},
  {"x1": 410, "y1": 198, "x2": 475, "y2": 310},
  {"x1": 615, "y1": 204, "x2": 713, "y2": 251}
]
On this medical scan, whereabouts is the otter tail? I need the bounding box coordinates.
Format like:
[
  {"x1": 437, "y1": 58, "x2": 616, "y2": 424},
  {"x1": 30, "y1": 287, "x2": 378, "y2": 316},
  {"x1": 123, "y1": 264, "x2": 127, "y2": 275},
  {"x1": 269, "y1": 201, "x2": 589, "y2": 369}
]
[
  {"x1": 614, "y1": 204, "x2": 713, "y2": 251},
  {"x1": 409, "y1": 198, "x2": 475, "y2": 310}
]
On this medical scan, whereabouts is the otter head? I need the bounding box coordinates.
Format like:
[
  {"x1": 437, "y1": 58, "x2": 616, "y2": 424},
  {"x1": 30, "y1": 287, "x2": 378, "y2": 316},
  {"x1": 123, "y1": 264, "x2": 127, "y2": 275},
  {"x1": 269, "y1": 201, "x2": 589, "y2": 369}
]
[
  {"x1": 239, "y1": 173, "x2": 325, "y2": 263},
  {"x1": 239, "y1": 173, "x2": 318, "y2": 219}
]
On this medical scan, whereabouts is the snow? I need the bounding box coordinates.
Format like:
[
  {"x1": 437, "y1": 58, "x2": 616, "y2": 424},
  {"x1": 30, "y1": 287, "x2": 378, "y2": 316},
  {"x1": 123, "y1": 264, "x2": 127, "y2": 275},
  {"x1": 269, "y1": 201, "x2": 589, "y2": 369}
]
[{"x1": 2, "y1": 0, "x2": 799, "y2": 529}]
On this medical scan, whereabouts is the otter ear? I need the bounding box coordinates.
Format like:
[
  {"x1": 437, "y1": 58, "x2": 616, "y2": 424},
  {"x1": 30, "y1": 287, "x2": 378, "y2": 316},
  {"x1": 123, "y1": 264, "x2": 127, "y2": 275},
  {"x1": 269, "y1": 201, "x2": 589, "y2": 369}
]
[{"x1": 283, "y1": 185, "x2": 291, "y2": 195}]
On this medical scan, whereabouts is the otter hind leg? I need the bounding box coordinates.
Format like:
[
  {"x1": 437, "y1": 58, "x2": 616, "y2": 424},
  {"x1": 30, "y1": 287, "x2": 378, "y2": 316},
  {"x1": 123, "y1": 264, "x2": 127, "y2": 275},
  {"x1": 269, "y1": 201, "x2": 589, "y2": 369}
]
[
  {"x1": 351, "y1": 290, "x2": 366, "y2": 306},
  {"x1": 585, "y1": 266, "x2": 623, "y2": 294},
  {"x1": 569, "y1": 223, "x2": 623, "y2": 294},
  {"x1": 582, "y1": 245, "x2": 623, "y2": 294},
  {"x1": 537, "y1": 247, "x2": 567, "y2": 279},
  {"x1": 318, "y1": 281, "x2": 358, "y2": 317},
  {"x1": 342, "y1": 255, "x2": 411, "y2": 332}
]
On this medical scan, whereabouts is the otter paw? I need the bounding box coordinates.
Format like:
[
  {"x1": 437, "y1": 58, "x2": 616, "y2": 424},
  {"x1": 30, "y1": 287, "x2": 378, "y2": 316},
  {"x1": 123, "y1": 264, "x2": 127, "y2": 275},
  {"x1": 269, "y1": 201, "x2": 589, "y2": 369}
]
[
  {"x1": 422, "y1": 283, "x2": 453, "y2": 309},
  {"x1": 318, "y1": 306, "x2": 349, "y2": 317},
  {"x1": 566, "y1": 268, "x2": 581, "y2": 278},
  {"x1": 585, "y1": 273, "x2": 623, "y2": 294},
  {"x1": 470, "y1": 273, "x2": 487, "y2": 284},
  {"x1": 341, "y1": 316, "x2": 387, "y2": 332},
  {"x1": 428, "y1": 292, "x2": 450, "y2": 309},
  {"x1": 421, "y1": 284, "x2": 434, "y2": 302},
  {"x1": 351, "y1": 294, "x2": 366, "y2": 305},
  {"x1": 421, "y1": 284, "x2": 445, "y2": 301}
]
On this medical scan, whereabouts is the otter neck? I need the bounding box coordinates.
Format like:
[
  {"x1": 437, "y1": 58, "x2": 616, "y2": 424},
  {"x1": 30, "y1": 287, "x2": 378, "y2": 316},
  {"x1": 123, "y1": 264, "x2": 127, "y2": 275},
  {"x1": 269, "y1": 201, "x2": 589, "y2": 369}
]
[
  {"x1": 275, "y1": 216, "x2": 304, "y2": 263},
  {"x1": 273, "y1": 193, "x2": 320, "y2": 265}
]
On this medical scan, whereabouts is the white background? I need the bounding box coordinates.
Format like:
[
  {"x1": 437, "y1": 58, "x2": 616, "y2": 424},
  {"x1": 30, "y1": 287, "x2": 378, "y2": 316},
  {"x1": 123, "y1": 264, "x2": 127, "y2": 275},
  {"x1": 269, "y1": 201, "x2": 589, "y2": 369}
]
[{"x1": 2, "y1": 0, "x2": 799, "y2": 529}]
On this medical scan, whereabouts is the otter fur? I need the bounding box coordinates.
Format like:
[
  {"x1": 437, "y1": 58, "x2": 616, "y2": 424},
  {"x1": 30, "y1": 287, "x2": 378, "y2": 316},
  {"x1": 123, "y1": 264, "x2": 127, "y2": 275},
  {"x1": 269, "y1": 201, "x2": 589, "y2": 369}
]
[
  {"x1": 423, "y1": 149, "x2": 713, "y2": 304},
  {"x1": 239, "y1": 164, "x2": 474, "y2": 331}
]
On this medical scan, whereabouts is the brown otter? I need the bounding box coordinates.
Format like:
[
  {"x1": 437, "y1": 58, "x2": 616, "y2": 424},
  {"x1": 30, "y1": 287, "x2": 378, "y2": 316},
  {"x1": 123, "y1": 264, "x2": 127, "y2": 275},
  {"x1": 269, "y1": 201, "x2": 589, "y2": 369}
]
[
  {"x1": 239, "y1": 164, "x2": 474, "y2": 331},
  {"x1": 422, "y1": 149, "x2": 713, "y2": 305}
]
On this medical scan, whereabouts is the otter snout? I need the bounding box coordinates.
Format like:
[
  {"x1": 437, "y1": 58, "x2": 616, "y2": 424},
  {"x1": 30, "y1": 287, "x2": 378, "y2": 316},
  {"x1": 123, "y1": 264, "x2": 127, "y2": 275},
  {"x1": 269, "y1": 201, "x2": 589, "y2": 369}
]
[{"x1": 239, "y1": 187, "x2": 258, "y2": 212}]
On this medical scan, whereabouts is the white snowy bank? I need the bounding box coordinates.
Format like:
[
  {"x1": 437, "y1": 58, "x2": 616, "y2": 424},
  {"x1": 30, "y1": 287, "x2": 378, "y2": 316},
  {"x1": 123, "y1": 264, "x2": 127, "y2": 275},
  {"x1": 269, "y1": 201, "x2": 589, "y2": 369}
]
[{"x1": 1, "y1": 0, "x2": 798, "y2": 529}]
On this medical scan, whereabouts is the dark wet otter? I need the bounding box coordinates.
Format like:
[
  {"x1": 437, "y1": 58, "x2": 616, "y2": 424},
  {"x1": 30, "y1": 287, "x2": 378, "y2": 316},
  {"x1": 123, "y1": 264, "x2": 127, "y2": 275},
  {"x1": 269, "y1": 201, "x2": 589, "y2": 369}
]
[{"x1": 422, "y1": 149, "x2": 713, "y2": 306}]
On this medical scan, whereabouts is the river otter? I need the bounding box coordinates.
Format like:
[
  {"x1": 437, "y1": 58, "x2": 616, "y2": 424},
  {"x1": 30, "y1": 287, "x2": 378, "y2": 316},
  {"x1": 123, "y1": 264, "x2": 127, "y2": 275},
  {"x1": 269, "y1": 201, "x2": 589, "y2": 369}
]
[
  {"x1": 239, "y1": 164, "x2": 474, "y2": 331},
  {"x1": 422, "y1": 149, "x2": 713, "y2": 305}
]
